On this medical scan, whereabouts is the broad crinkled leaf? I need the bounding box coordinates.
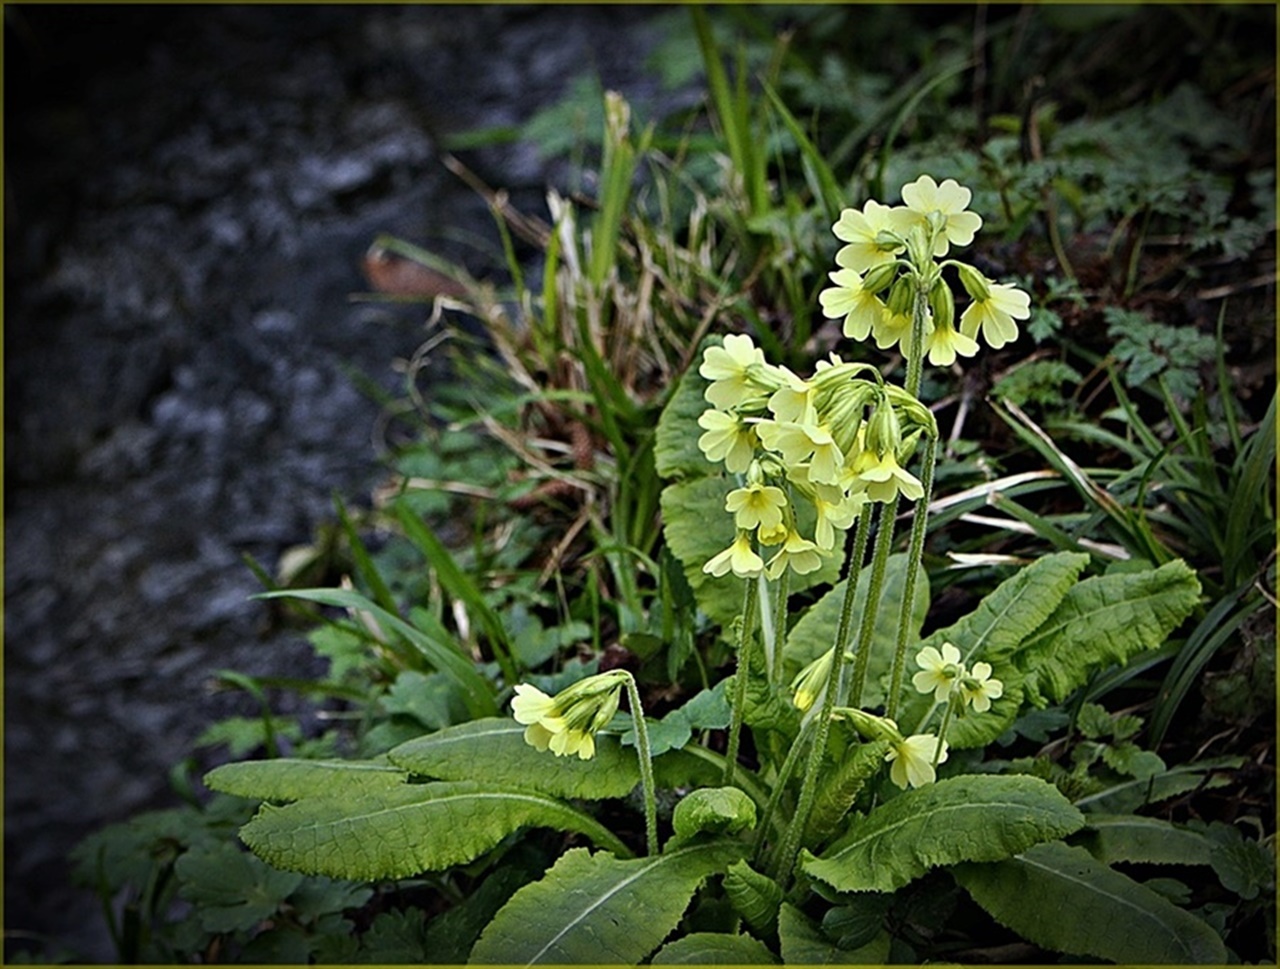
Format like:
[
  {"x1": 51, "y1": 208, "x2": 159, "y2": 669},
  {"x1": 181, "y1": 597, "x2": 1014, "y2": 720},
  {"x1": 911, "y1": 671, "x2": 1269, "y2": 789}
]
[
  {"x1": 783, "y1": 554, "x2": 928, "y2": 707},
  {"x1": 388, "y1": 718, "x2": 639, "y2": 800},
  {"x1": 806, "y1": 740, "x2": 889, "y2": 845},
  {"x1": 1074, "y1": 814, "x2": 1214, "y2": 866},
  {"x1": 1016, "y1": 560, "x2": 1201, "y2": 705},
  {"x1": 670, "y1": 787, "x2": 756, "y2": 847},
  {"x1": 954, "y1": 841, "x2": 1227, "y2": 964},
  {"x1": 723, "y1": 860, "x2": 783, "y2": 935},
  {"x1": 468, "y1": 843, "x2": 744, "y2": 965},
  {"x1": 239, "y1": 781, "x2": 629, "y2": 881},
  {"x1": 204, "y1": 759, "x2": 408, "y2": 802},
  {"x1": 654, "y1": 341, "x2": 718, "y2": 481},
  {"x1": 778, "y1": 903, "x2": 890, "y2": 965},
  {"x1": 802, "y1": 775, "x2": 1083, "y2": 893},
  {"x1": 651, "y1": 932, "x2": 778, "y2": 965}
]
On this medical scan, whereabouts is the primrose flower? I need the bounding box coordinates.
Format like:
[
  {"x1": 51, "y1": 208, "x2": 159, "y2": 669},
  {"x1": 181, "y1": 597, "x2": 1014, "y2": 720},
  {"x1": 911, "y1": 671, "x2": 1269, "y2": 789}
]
[
  {"x1": 872, "y1": 308, "x2": 927, "y2": 357},
  {"x1": 832, "y1": 198, "x2": 905, "y2": 272},
  {"x1": 766, "y1": 368, "x2": 812, "y2": 423},
  {"x1": 765, "y1": 528, "x2": 825, "y2": 579},
  {"x1": 921, "y1": 315, "x2": 980, "y2": 366},
  {"x1": 896, "y1": 175, "x2": 983, "y2": 256},
  {"x1": 756, "y1": 420, "x2": 844, "y2": 486},
  {"x1": 725, "y1": 482, "x2": 788, "y2": 533},
  {"x1": 959, "y1": 281, "x2": 1031, "y2": 350},
  {"x1": 511, "y1": 672, "x2": 626, "y2": 761},
  {"x1": 812, "y1": 485, "x2": 863, "y2": 550},
  {"x1": 849, "y1": 446, "x2": 925, "y2": 503},
  {"x1": 912, "y1": 643, "x2": 965, "y2": 704},
  {"x1": 818, "y1": 268, "x2": 888, "y2": 342},
  {"x1": 704, "y1": 532, "x2": 765, "y2": 578},
  {"x1": 790, "y1": 647, "x2": 835, "y2": 713},
  {"x1": 886, "y1": 733, "x2": 949, "y2": 790},
  {"x1": 697, "y1": 409, "x2": 757, "y2": 473},
  {"x1": 700, "y1": 333, "x2": 766, "y2": 408},
  {"x1": 958, "y1": 662, "x2": 1004, "y2": 713}
]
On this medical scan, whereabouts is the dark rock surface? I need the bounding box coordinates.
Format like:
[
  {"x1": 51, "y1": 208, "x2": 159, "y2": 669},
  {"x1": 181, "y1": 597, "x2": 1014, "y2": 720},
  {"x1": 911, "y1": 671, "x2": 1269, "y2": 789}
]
[{"x1": 4, "y1": 6, "x2": 677, "y2": 958}]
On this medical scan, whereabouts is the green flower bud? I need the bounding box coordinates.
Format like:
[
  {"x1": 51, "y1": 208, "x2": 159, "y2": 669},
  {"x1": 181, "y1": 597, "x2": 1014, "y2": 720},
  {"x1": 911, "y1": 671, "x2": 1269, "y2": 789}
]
[
  {"x1": 865, "y1": 397, "x2": 903, "y2": 455},
  {"x1": 860, "y1": 261, "x2": 900, "y2": 295},
  {"x1": 886, "y1": 275, "x2": 914, "y2": 317},
  {"x1": 927, "y1": 278, "x2": 956, "y2": 334},
  {"x1": 955, "y1": 261, "x2": 992, "y2": 302}
]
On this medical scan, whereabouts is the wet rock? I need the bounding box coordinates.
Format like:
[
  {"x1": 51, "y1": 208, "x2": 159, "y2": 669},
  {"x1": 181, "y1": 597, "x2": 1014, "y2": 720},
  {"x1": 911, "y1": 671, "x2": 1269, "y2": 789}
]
[{"x1": 5, "y1": 4, "x2": 679, "y2": 961}]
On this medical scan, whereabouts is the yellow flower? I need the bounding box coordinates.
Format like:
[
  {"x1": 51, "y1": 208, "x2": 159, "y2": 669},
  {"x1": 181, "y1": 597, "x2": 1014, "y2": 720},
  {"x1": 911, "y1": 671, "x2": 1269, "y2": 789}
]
[
  {"x1": 832, "y1": 198, "x2": 904, "y2": 272},
  {"x1": 704, "y1": 532, "x2": 765, "y2": 578},
  {"x1": 511, "y1": 674, "x2": 626, "y2": 761},
  {"x1": 871, "y1": 307, "x2": 929, "y2": 357},
  {"x1": 756, "y1": 420, "x2": 844, "y2": 486},
  {"x1": 725, "y1": 482, "x2": 788, "y2": 533},
  {"x1": 696, "y1": 409, "x2": 757, "y2": 473},
  {"x1": 886, "y1": 733, "x2": 949, "y2": 789},
  {"x1": 849, "y1": 447, "x2": 924, "y2": 503},
  {"x1": 959, "y1": 662, "x2": 1004, "y2": 713},
  {"x1": 765, "y1": 528, "x2": 825, "y2": 579},
  {"x1": 921, "y1": 315, "x2": 980, "y2": 366},
  {"x1": 699, "y1": 333, "x2": 766, "y2": 408},
  {"x1": 912, "y1": 643, "x2": 964, "y2": 704},
  {"x1": 766, "y1": 367, "x2": 812, "y2": 423},
  {"x1": 959, "y1": 282, "x2": 1031, "y2": 349},
  {"x1": 896, "y1": 175, "x2": 983, "y2": 256},
  {"x1": 818, "y1": 268, "x2": 888, "y2": 342},
  {"x1": 812, "y1": 485, "x2": 864, "y2": 551}
]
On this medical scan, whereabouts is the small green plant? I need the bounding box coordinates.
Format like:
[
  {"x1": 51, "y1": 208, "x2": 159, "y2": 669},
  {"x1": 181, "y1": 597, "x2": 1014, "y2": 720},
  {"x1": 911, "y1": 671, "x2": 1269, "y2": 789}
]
[{"x1": 185, "y1": 175, "x2": 1241, "y2": 964}]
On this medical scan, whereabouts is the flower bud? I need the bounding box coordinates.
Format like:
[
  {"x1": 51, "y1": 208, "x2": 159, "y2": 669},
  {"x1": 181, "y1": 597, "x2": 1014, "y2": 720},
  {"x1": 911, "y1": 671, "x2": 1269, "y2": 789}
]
[
  {"x1": 927, "y1": 278, "x2": 956, "y2": 334},
  {"x1": 955, "y1": 262, "x2": 992, "y2": 303},
  {"x1": 860, "y1": 261, "x2": 900, "y2": 296},
  {"x1": 886, "y1": 275, "x2": 915, "y2": 317}
]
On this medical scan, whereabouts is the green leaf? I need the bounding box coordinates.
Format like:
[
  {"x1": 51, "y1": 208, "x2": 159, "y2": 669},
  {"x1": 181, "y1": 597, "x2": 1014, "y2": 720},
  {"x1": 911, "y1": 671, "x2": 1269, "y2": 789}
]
[
  {"x1": 382, "y1": 670, "x2": 470, "y2": 730},
  {"x1": 655, "y1": 339, "x2": 717, "y2": 480},
  {"x1": 1207, "y1": 821, "x2": 1275, "y2": 900},
  {"x1": 1075, "y1": 757, "x2": 1242, "y2": 814},
  {"x1": 239, "y1": 781, "x2": 630, "y2": 881},
  {"x1": 777, "y1": 904, "x2": 890, "y2": 965},
  {"x1": 468, "y1": 843, "x2": 743, "y2": 965},
  {"x1": 783, "y1": 554, "x2": 929, "y2": 707},
  {"x1": 174, "y1": 842, "x2": 303, "y2": 933},
  {"x1": 723, "y1": 860, "x2": 783, "y2": 935},
  {"x1": 806, "y1": 740, "x2": 889, "y2": 846},
  {"x1": 195, "y1": 716, "x2": 303, "y2": 758},
  {"x1": 921, "y1": 552, "x2": 1090, "y2": 666},
  {"x1": 954, "y1": 841, "x2": 1228, "y2": 964},
  {"x1": 1017, "y1": 559, "x2": 1202, "y2": 706},
  {"x1": 802, "y1": 775, "x2": 1084, "y2": 893},
  {"x1": 620, "y1": 680, "x2": 732, "y2": 757},
  {"x1": 670, "y1": 787, "x2": 757, "y2": 847},
  {"x1": 257, "y1": 587, "x2": 497, "y2": 717},
  {"x1": 1074, "y1": 815, "x2": 1214, "y2": 867},
  {"x1": 354, "y1": 910, "x2": 427, "y2": 964},
  {"x1": 204, "y1": 759, "x2": 408, "y2": 802},
  {"x1": 651, "y1": 932, "x2": 778, "y2": 965},
  {"x1": 388, "y1": 718, "x2": 640, "y2": 800}
]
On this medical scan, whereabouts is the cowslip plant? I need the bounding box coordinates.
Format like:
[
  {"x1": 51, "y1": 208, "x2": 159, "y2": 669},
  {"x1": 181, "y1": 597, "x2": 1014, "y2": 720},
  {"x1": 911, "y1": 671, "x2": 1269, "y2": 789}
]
[{"x1": 199, "y1": 176, "x2": 1225, "y2": 965}]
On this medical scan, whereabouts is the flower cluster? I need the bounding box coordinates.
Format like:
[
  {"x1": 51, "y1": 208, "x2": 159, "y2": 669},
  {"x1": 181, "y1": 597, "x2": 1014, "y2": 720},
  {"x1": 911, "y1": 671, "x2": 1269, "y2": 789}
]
[
  {"x1": 913, "y1": 642, "x2": 1004, "y2": 713},
  {"x1": 818, "y1": 175, "x2": 1031, "y2": 366},
  {"x1": 697, "y1": 336, "x2": 937, "y2": 579},
  {"x1": 510, "y1": 671, "x2": 629, "y2": 760}
]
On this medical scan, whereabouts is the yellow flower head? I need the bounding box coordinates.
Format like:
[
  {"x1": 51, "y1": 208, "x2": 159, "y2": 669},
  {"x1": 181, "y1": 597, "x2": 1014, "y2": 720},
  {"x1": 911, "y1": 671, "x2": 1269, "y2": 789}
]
[
  {"x1": 704, "y1": 532, "x2": 765, "y2": 578},
  {"x1": 959, "y1": 662, "x2": 1004, "y2": 713},
  {"x1": 886, "y1": 733, "x2": 949, "y2": 789},
  {"x1": 756, "y1": 419, "x2": 844, "y2": 486},
  {"x1": 697, "y1": 409, "x2": 757, "y2": 474},
  {"x1": 850, "y1": 446, "x2": 924, "y2": 503},
  {"x1": 832, "y1": 198, "x2": 905, "y2": 272},
  {"x1": 959, "y1": 282, "x2": 1031, "y2": 350},
  {"x1": 725, "y1": 482, "x2": 788, "y2": 533},
  {"x1": 818, "y1": 267, "x2": 887, "y2": 343},
  {"x1": 911, "y1": 643, "x2": 964, "y2": 704},
  {"x1": 765, "y1": 528, "x2": 825, "y2": 579},
  {"x1": 510, "y1": 674, "x2": 626, "y2": 761},
  {"x1": 895, "y1": 175, "x2": 983, "y2": 256},
  {"x1": 699, "y1": 333, "x2": 767, "y2": 408}
]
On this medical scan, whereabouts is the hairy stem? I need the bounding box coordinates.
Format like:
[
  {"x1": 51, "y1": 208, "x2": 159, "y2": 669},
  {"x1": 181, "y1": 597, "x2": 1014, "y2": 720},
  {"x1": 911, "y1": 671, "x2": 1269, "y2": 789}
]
[
  {"x1": 622, "y1": 672, "x2": 659, "y2": 856},
  {"x1": 886, "y1": 434, "x2": 938, "y2": 719},
  {"x1": 724, "y1": 576, "x2": 760, "y2": 786}
]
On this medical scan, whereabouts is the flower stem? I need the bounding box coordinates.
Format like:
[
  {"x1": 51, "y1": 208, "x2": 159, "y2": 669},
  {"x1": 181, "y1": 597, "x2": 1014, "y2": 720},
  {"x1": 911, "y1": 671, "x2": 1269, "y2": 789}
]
[
  {"x1": 724, "y1": 576, "x2": 759, "y2": 786},
  {"x1": 751, "y1": 717, "x2": 811, "y2": 867},
  {"x1": 770, "y1": 568, "x2": 791, "y2": 686},
  {"x1": 846, "y1": 498, "x2": 899, "y2": 709},
  {"x1": 886, "y1": 433, "x2": 937, "y2": 720},
  {"x1": 771, "y1": 509, "x2": 872, "y2": 887},
  {"x1": 621, "y1": 672, "x2": 659, "y2": 856}
]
